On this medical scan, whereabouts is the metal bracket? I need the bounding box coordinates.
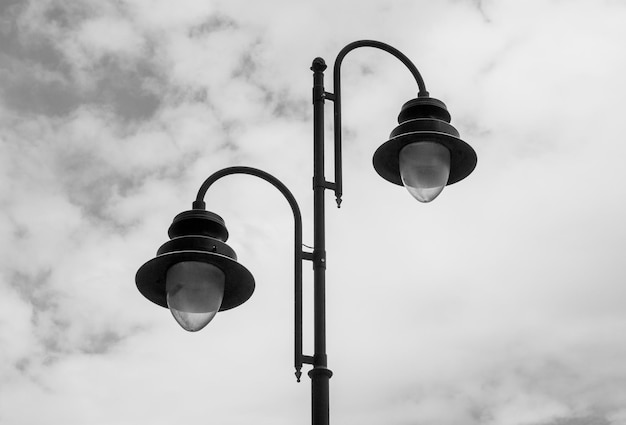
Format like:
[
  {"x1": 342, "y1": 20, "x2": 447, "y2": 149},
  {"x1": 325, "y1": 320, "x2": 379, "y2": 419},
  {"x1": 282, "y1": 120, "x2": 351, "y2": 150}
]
[
  {"x1": 302, "y1": 251, "x2": 325, "y2": 268},
  {"x1": 312, "y1": 85, "x2": 326, "y2": 103},
  {"x1": 312, "y1": 177, "x2": 337, "y2": 191},
  {"x1": 323, "y1": 181, "x2": 336, "y2": 191},
  {"x1": 313, "y1": 250, "x2": 326, "y2": 269}
]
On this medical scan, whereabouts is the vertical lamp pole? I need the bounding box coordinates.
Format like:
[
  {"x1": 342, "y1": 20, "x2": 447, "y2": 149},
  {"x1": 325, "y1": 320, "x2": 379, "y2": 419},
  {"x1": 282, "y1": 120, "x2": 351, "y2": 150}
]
[
  {"x1": 311, "y1": 56, "x2": 332, "y2": 425},
  {"x1": 136, "y1": 40, "x2": 477, "y2": 425}
]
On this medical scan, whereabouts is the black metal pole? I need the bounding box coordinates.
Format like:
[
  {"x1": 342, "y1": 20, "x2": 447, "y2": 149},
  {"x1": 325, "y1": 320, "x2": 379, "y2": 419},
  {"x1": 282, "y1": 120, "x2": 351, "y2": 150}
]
[{"x1": 309, "y1": 57, "x2": 333, "y2": 425}]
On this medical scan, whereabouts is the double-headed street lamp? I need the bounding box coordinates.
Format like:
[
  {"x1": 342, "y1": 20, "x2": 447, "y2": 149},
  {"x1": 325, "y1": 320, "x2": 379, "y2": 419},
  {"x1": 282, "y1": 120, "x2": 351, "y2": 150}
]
[{"x1": 136, "y1": 40, "x2": 477, "y2": 425}]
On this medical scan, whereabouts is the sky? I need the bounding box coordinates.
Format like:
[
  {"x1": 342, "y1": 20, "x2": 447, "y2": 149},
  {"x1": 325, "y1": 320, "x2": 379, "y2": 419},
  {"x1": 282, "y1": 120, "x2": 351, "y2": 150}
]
[{"x1": 1, "y1": 0, "x2": 625, "y2": 424}]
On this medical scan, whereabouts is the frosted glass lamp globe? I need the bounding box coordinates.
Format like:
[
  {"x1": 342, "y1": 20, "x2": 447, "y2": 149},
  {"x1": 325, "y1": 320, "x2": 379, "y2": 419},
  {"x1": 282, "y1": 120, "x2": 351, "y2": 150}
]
[
  {"x1": 166, "y1": 261, "x2": 225, "y2": 332},
  {"x1": 399, "y1": 142, "x2": 451, "y2": 203}
]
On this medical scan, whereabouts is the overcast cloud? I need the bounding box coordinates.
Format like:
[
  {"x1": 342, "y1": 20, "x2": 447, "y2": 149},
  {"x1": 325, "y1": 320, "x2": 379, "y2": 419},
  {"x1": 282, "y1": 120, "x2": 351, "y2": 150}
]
[{"x1": 1, "y1": 0, "x2": 625, "y2": 424}]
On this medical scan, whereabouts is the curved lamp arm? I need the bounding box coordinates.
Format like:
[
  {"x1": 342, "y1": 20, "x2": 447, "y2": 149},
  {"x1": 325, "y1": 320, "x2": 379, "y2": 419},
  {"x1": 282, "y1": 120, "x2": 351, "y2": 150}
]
[
  {"x1": 193, "y1": 166, "x2": 307, "y2": 382},
  {"x1": 331, "y1": 40, "x2": 429, "y2": 206}
]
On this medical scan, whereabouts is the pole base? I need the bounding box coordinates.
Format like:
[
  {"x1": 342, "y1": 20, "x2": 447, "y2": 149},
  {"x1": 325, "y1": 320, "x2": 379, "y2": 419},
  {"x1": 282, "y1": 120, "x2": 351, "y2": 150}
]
[{"x1": 309, "y1": 367, "x2": 333, "y2": 425}]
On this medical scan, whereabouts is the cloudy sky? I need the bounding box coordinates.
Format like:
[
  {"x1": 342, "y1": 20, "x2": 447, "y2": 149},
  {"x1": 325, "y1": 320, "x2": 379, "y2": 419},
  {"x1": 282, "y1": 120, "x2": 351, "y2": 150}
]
[{"x1": 1, "y1": 0, "x2": 626, "y2": 424}]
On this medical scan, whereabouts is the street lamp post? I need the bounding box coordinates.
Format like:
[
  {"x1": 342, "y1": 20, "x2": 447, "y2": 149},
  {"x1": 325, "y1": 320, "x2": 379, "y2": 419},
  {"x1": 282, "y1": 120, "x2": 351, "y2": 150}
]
[{"x1": 136, "y1": 40, "x2": 477, "y2": 425}]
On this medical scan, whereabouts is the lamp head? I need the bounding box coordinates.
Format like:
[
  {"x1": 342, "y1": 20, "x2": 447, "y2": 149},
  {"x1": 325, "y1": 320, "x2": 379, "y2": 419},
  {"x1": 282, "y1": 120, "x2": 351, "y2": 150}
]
[
  {"x1": 136, "y1": 209, "x2": 255, "y2": 331},
  {"x1": 373, "y1": 96, "x2": 477, "y2": 202}
]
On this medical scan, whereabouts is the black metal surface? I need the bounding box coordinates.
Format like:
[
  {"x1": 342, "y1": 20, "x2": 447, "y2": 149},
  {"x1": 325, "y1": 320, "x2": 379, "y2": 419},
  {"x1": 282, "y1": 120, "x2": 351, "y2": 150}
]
[
  {"x1": 397, "y1": 97, "x2": 451, "y2": 122},
  {"x1": 136, "y1": 250, "x2": 254, "y2": 311},
  {"x1": 389, "y1": 118, "x2": 459, "y2": 138},
  {"x1": 168, "y1": 209, "x2": 228, "y2": 240},
  {"x1": 373, "y1": 131, "x2": 477, "y2": 185},
  {"x1": 311, "y1": 57, "x2": 328, "y2": 364},
  {"x1": 373, "y1": 96, "x2": 477, "y2": 187},
  {"x1": 310, "y1": 57, "x2": 332, "y2": 425},
  {"x1": 136, "y1": 209, "x2": 255, "y2": 312},
  {"x1": 156, "y1": 235, "x2": 236, "y2": 259},
  {"x1": 309, "y1": 367, "x2": 333, "y2": 425}
]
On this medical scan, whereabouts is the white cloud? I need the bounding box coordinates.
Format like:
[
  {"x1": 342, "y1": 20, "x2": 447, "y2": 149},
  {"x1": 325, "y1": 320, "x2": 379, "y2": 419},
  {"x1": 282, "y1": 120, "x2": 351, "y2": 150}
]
[{"x1": 76, "y1": 16, "x2": 146, "y2": 59}]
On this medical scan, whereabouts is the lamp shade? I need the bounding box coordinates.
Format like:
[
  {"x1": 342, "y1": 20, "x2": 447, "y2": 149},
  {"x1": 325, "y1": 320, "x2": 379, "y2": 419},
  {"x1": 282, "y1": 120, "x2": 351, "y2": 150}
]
[
  {"x1": 136, "y1": 209, "x2": 254, "y2": 330},
  {"x1": 373, "y1": 97, "x2": 477, "y2": 198}
]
